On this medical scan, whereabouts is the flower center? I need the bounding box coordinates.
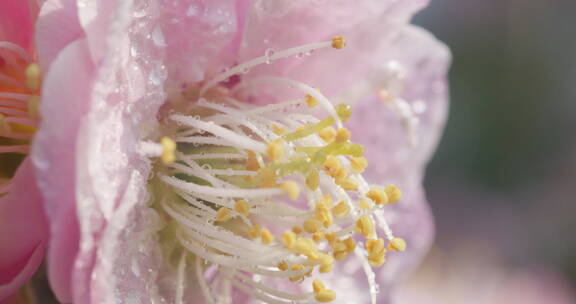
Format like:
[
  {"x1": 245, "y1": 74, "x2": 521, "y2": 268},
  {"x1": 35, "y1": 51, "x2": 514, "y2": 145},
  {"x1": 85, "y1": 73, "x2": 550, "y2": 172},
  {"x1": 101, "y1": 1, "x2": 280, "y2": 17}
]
[
  {"x1": 0, "y1": 41, "x2": 41, "y2": 197},
  {"x1": 143, "y1": 37, "x2": 407, "y2": 304}
]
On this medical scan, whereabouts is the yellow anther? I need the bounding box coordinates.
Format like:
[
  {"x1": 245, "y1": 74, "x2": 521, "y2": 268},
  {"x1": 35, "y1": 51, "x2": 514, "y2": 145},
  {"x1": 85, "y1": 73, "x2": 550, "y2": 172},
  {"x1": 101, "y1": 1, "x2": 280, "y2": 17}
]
[
  {"x1": 266, "y1": 139, "x2": 285, "y2": 162},
  {"x1": 234, "y1": 199, "x2": 250, "y2": 216},
  {"x1": 319, "y1": 262, "x2": 334, "y2": 273},
  {"x1": 331, "y1": 36, "x2": 346, "y2": 49},
  {"x1": 27, "y1": 96, "x2": 40, "y2": 119},
  {"x1": 388, "y1": 237, "x2": 407, "y2": 252},
  {"x1": 294, "y1": 237, "x2": 319, "y2": 259},
  {"x1": 318, "y1": 126, "x2": 336, "y2": 143},
  {"x1": 25, "y1": 63, "x2": 41, "y2": 91},
  {"x1": 366, "y1": 238, "x2": 386, "y2": 267},
  {"x1": 280, "y1": 181, "x2": 300, "y2": 200},
  {"x1": 349, "y1": 156, "x2": 368, "y2": 173},
  {"x1": 358, "y1": 199, "x2": 372, "y2": 210},
  {"x1": 312, "y1": 279, "x2": 326, "y2": 293},
  {"x1": 277, "y1": 261, "x2": 288, "y2": 271},
  {"x1": 366, "y1": 188, "x2": 388, "y2": 205},
  {"x1": 245, "y1": 150, "x2": 260, "y2": 171},
  {"x1": 257, "y1": 167, "x2": 277, "y2": 187},
  {"x1": 315, "y1": 205, "x2": 333, "y2": 228},
  {"x1": 318, "y1": 194, "x2": 333, "y2": 209},
  {"x1": 338, "y1": 177, "x2": 358, "y2": 191},
  {"x1": 271, "y1": 124, "x2": 285, "y2": 135},
  {"x1": 305, "y1": 94, "x2": 318, "y2": 108},
  {"x1": 323, "y1": 156, "x2": 342, "y2": 178},
  {"x1": 332, "y1": 201, "x2": 350, "y2": 218},
  {"x1": 316, "y1": 289, "x2": 336, "y2": 302},
  {"x1": 306, "y1": 169, "x2": 320, "y2": 190},
  {"x1": 282, "y1": 231, "x2": 297, "y2": 249},
  {"x1": 331, "y1": 166, "x2": 347, "y2": 180},
  {"x1": 247, "y1": 225, "x2": 262, "y2": 239},
  {"x1": 335, "y1": 127, "x2": 351, "y2": 143},
  {"x1": 0, "y1": 114, "x2": 11, "y2": 133},
  {"x1": 343, "y1": 237, "x2": 356, "y2": 253},
  {"x1": 318, "y1": 254, "x2": 335, "y2": 273},
  {"x1": 215, "y1": 207, "x2": 232, "y2": 222},
  {"x1": 261, "y1": 228, "x2": 274, "y2": 244},
  {"x1": 312, "y1": 232, "x2": 324, "y2": 242},
  {"x1": 356, "y1": 215, "x2": 375, "y2": 238},
  {"x1": 385, "y1": 185, "x2": 402, "y2": 204},
  {"x1": 292, "y1": 226, "x2": 303, "y2": 235},
  {"x1": 160, "y1": 137, "x2": 176, "y2": 164},
  {"x1": 332, "y1": 240, "x2": 350, "y2": 261},
  {"x1": 291, "y1": 264, "x2": 304, "y2": 271},
  {"x1": 335, "y1": 104, "x2": 352, "y2": 122},
  {"x1": 303, "y1": 218, "x2": 323, "y2": 234},
  {"x1": 324, "y1": 233, "x2": 337, "y2": 244}
]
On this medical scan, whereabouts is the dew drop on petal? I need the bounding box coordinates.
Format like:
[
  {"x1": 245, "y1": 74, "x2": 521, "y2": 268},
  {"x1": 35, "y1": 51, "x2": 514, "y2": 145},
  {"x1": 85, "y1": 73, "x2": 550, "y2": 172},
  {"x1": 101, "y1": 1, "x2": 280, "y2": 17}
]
[{"x1": 264, "y1": 48, "x2": 275, "y2": 64}]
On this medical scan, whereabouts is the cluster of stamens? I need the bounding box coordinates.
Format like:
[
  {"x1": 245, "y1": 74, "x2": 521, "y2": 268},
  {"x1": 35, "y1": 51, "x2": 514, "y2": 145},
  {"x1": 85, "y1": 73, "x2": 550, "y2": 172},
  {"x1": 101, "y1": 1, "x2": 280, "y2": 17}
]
[
  {"x1": 141, "y1": 37, "x2": 407, "y2": 304},
  {"x1": 0, "y1": 41, "x2": 41, "y2": 197}
]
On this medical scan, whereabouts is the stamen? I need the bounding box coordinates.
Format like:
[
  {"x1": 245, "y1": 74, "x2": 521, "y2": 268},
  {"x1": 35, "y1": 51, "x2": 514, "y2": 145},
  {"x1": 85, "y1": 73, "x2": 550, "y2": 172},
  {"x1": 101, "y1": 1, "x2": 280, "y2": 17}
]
[
  {"x1": 387, "y1": 237, "x2": 407, "y2": 252},
  {"x1": 25, "y1": 63, "x2": 41, "y2": 91},
  {"x1": 200, "y1": 38, "x2": 344, "y2": 95},
  {"x1": 148, "y1": 36, "x2": 408, "y2": 304}
]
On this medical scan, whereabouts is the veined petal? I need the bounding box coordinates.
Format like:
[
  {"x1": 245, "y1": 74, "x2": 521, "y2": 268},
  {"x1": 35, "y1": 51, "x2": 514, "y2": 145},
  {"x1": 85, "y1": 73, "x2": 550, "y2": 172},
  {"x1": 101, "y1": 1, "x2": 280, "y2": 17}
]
[
  {"x1": 238, "y1": 0, "x2": 430, "y2": 98},
  {"x1": 346, "y1": 25, "x2": 451, "y2": 182},
  {"x1": 31, "y1": 38, "x2": 95, "y2": 303},
  {"x1": 36, "y1": 0, "x2": 85, "y2": 69}
]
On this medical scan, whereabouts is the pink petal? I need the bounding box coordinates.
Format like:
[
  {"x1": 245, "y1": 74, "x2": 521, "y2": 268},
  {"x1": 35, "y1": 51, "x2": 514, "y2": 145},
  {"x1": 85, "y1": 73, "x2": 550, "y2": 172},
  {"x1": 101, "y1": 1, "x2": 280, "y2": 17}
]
[
  {"x1": 67, "y1": 2, "x2": 168, "y2": 302},
  {"x1": 0, "y1": 0, "x2": 38, "y2": 51},
  {"x1": 346, "y1": 25, "x2": 451, "y2": 182},
  {"x1": 238, "y1": 0, "x2": 430, "y2": 98},
  {"x1": 36, "y1": 0, "x2": 85, "y2": 69},
  {"x1": 157, "y1": 0, "x2": 244, "y2": 84},
  {"x1": 32, "y1": 37, "x2": 95, "y2": 303},
  {"x1": 0, "y1": 159, "x2": 47, "y2": 301}
]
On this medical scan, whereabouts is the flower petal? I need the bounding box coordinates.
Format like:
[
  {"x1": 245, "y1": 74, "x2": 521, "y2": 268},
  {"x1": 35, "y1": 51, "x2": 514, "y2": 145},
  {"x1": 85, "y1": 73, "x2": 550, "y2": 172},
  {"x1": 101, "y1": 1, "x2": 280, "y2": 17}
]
[
  {"x1": 0, "y1": 159, "x2": 47, "y2": 301},
  {"x1": 32, "y1": 37, "x2": 95, "y2": 303},
  {"x1": 156, "y1": 0, "x2": 243, "y2": 84},
  {"x1": 346, "y1": 25, "x2": 451, "y2": 182},
  {"x1": 238, "y1": 0, "x2": 430, "y2": 98},
  {"x1": 0, "y1": 0, "x2": 38, "y2": 51},
  {"x1": 36, "y1": 0, "x2": 85, "y2": 69}
]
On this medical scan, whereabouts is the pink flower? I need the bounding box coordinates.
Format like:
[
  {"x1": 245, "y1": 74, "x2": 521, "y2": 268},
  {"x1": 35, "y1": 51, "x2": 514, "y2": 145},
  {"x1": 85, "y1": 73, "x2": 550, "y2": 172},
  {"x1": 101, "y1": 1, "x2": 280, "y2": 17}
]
[
  {"x1": 33, "y1": 0, "x2": 449, "y2": 303},
  {"x1": 0, "y1": 0, "x2": 47, "y2": 301}
]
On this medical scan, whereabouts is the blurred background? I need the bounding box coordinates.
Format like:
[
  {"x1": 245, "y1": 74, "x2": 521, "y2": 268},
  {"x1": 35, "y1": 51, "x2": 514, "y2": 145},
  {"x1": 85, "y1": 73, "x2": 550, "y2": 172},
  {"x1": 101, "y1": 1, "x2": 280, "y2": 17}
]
[{"x1": 399, "y1": 0, "x2": 576, "y2": 302}]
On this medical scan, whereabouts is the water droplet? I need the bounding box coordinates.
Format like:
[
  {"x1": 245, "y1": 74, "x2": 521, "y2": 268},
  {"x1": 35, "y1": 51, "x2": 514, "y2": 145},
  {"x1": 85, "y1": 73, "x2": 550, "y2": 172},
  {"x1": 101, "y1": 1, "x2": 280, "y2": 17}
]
[
  {"x1": 202, "y1": 164, "x2": 212, "y2": 170},
  {"x1": 264, "y1": 48, "x2": 275, "y2": 64},
  {"x1": 151, "y1": 26, "x2": 167, "y2": 47},
  {"x1": 130, "y1": 45, "x2": 140, "y2": 57},
  {"x1": 186, "y1": 4, "x2": 199, "y2": 16},
  {"x1": 132, "y1": 2, "x2": 149, "y2": 18}
]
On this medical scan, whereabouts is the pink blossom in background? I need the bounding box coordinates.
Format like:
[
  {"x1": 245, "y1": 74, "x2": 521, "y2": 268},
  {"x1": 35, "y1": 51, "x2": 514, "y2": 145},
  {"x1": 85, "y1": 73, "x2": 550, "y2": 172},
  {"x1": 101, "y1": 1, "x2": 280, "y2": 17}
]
[
  {"x1": 395, "y1": 247, "x2": 576, "y2": 304},
  {"x1": 30, "y1": 0, "x2": 450, "y2": 303}
]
